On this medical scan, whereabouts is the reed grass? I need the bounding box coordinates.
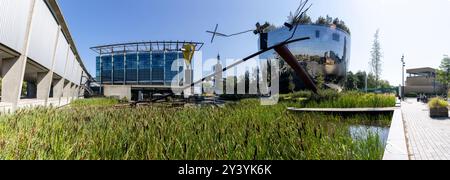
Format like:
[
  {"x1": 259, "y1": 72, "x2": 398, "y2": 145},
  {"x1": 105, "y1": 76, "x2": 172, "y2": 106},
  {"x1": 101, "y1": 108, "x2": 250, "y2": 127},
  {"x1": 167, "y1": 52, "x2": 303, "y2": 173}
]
[
  {"x1": 0, "y1": 98, "x2": 390, "y2": 160},
  {"x1": 282, "y1": 90, "x2": 396, "y2": 108}
]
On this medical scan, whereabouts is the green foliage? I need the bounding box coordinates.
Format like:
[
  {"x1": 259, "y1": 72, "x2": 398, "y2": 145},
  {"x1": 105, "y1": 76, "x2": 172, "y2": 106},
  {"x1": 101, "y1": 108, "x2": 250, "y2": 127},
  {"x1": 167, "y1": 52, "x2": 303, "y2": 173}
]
[
  {"x1": 0, "y1": 99, "x2": 389, "y2": 160},
  {"x1": 316, "y1": 72, "x2": 325, "y2": 88},
  {"x1": 70, "y1": 98, "x2": 119, "y2": 108},
  {"x1": 345, "y1": 71, "x2": 392, "y2": 91},
  {"x1": 283, "y1": 90, "x2": 396, "y2": 109},
  {"x1": 288, "y1": 75, "x2": 295, "y2": 93},
  {"x1": 21, "y1": 81, "x2": 27, "y2": 97},
  {"x1": 428, "y1": 98, "x2": 448, "y2": 109},
  {"x1": 315, "y1": 15, "x2": 351, "y2": 34},
  {"x1": 437, "y1": 56, "x2": 450, "y2": 93},
  {"x1": 286, "y1": 13, "x2": 350, "y2": 34}
]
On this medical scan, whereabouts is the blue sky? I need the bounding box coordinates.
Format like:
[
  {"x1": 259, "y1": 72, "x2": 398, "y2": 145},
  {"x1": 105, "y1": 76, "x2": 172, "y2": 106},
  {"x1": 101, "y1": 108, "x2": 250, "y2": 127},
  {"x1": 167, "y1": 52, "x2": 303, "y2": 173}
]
[{"x1": 59, "y1": 0, "x2": 450, "y2": 85}]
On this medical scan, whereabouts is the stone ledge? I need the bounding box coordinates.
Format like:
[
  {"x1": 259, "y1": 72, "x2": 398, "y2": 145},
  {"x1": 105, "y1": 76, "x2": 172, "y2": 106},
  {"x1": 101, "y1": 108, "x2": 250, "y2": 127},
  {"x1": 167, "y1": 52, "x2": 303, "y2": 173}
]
[{"x1": 383, "y1": 109, "x2": 409, "y2": 160}]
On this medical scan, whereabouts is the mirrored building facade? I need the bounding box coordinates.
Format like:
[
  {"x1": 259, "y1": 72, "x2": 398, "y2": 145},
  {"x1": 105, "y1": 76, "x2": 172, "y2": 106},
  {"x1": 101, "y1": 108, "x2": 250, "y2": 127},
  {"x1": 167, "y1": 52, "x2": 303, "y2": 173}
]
[{"x1": 260, "y1": 24, "x2": 351, "y2": 86}]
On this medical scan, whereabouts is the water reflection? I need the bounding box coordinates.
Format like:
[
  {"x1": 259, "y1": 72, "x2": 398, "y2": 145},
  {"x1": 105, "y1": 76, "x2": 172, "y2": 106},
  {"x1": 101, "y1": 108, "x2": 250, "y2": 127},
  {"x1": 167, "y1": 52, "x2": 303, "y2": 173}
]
[{"x1": 350, "y1": 125, "x2": 390, "y2": 146}]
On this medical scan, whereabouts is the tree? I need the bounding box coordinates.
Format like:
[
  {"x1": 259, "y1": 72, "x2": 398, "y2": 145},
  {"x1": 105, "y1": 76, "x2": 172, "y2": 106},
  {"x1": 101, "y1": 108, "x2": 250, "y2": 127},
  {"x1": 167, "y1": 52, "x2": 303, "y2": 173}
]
[
  {"x1": 287, "y1": 12, "x2": 312, "y2": 25},
  {"x1": 316, "y1": 16, "x2": 327, "y2": 25},
  {"x1": 370, "y1": 29, "x2": 383, "y2": 87},
  {"x1": 437, "y1": 56, "x2": 450, "y2": 95},
  {"x1": 288, "y1": 75, "x2": 295, "y2": 93},
  {"x1": 355, "y1": 71, "x2": 367, "y2": 89},
  {"x1": 345, "y1": 71, "x2": 358, "y2": 90},
  {"x1": 316, "y1": 71, "x2": 325, "y2": 88},
  {"x1": 346, "y1": 70, "x2": 391, "y2": 91}
]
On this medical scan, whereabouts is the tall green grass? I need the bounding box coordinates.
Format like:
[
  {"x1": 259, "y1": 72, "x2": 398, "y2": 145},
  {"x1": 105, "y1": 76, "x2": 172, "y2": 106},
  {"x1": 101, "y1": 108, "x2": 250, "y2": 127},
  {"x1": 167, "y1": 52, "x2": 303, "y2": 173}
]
[
  {"x1": 282, "y1": 90, "x2": 396, "y2": 108},
  {"x1": 0, "y1": 99, "x2": 389, "y2": 160},
  {"x1": 70, "y1": 98, "x2": 119, "y2": 108}
]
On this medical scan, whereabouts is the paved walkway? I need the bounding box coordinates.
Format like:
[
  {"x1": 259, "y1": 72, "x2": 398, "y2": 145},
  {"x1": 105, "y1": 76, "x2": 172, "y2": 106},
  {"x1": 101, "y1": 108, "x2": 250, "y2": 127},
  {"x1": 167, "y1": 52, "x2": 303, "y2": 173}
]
[{"x1": 402, "y1": 98, "x2": 450, "y2": 160}]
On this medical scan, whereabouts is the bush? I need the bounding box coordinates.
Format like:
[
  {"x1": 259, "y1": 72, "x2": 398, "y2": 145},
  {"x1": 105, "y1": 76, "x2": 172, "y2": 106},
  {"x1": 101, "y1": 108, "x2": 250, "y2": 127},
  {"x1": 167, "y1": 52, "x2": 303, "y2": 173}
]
[{"x1": 428, "y1": 98, "x2": 448, "y2": 109}]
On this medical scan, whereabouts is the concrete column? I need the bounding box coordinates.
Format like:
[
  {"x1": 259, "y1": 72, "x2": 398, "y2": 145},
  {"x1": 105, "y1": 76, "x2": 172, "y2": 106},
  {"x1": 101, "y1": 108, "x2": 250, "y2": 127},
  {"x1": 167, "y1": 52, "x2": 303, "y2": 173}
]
[
  {"x1": 63, "y1": 82, "x2": 72, "y2": 102},
  {"x1": 53, "y1": 78, "x2": 64, "y2": 99},
  {"x1": 36, "y1": 71, "x2": 52, "y2": 100},
  {"x1": 53, "y1": 78, "x2": 64, "y2": 106},
  {"x1": 1, "y1": 57, "x2": 26, "y2": 102},
  {"x1": 73, "y1": 85, "x2": 78, "y2": 99},
  {"x1": 39, "y1": 25, "x2": 61, "y2": 105},
  {"x1": 1, "y1": 0, "x2": 37, "y2": 111}
]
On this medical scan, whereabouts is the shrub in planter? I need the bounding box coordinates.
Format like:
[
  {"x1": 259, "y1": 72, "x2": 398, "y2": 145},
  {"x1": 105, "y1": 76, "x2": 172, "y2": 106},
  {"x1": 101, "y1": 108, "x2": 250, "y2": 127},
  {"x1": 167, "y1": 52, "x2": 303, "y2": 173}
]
[{"x1": 428, "y1": 98, "x2": 449, "y2": 118}]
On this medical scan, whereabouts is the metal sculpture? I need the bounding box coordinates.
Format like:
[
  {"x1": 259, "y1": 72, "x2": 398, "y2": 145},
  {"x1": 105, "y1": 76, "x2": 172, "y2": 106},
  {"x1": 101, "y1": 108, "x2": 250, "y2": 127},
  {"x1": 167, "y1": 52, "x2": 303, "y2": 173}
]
[{"x1": 202, "y1": 0, "x2": 318, "y2": 93}]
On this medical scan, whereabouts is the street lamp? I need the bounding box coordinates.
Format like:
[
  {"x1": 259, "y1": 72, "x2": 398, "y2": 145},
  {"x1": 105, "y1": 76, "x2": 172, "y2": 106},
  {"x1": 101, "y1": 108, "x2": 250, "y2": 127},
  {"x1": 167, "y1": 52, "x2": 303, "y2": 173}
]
[{"x1": 401, "y1": 55, "x2": 405, "y2": 100}]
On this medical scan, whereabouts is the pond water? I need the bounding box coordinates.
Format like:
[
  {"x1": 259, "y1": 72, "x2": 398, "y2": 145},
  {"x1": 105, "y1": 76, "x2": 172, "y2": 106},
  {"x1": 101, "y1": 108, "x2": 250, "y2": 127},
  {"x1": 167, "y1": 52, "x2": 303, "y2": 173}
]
[{"x1": 349, "y1": 125, "x2": 390, "y2": 146}]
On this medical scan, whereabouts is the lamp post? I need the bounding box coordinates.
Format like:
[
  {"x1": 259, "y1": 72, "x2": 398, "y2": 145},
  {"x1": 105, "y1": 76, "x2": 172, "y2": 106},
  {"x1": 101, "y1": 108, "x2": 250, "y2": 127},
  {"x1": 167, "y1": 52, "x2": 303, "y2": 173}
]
[
  {"x1": 445, "y1": 55, "x2": 449, "y2": 99},
  {"x1": 401, "y1": 55, "x2": 405, "y2": 100}
]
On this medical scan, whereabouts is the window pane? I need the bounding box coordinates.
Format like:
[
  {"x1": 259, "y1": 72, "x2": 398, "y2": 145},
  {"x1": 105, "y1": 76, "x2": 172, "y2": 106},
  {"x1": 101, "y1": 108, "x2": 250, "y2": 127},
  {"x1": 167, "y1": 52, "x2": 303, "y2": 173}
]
[
  {"x1": 138, "y1": 53, "x2": 151, "y2": 82},
  {"x1": 152, "y1": 52, "x2": 164, "y2": 66},
  {"x1": 126, "y1": 53, "x2": 138, "y2": 82},
  {"x1": 96, "y1": 56, "x2": 101, "y2": 82},
  {"x1": 113, "y1": 54, "x2": 125, "y2": 82},
  {"x1": 101, "y1": 55, "x2": 112, "y2": 82},
  {"x1": 332, "y1": 33, "x2": 340, "y2": 42}
]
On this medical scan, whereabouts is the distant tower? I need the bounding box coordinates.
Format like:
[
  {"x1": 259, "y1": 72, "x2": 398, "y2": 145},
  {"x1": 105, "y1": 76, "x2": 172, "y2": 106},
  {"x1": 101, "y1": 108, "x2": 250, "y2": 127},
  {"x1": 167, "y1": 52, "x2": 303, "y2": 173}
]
[
  {"x1": 217, "y1": 53, "x2": 221, "y2": 64},
  {"x1": 214, "y1": 53, "x2": 223, "y2": 95}
]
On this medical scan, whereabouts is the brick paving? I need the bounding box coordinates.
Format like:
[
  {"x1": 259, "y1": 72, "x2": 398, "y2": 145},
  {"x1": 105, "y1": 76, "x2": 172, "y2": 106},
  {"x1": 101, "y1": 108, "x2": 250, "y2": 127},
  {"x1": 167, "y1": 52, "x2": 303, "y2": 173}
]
[{"x1": 402, "y1": 98, "x2": 450, "y2": 160}]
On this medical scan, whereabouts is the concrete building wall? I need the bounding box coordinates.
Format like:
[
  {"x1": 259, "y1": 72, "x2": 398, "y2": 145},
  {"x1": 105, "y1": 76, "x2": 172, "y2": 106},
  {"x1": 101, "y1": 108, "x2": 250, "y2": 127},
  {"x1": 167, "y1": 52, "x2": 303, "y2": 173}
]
[
  {"x1": 0, "y1": 0, "x2": 91, "y2": 113},
  {"x1": 404, "y1": 68, "x2": 445, "y2": 95},
  {"x1": 27, "y1": 0, "x2": 58, "y2": 70},
  {"x1": 104, "y1": 85, "x2": 131, "y2": 101},
  {"x1": 0, "y1": 0, "x2": 32, "y2": 52},
  {"x1": 406, "y1": 77, "x2": 436, "y2": 87},
  {"x1": 53, "y1": 30, "x2": 69, "y2": 77}
]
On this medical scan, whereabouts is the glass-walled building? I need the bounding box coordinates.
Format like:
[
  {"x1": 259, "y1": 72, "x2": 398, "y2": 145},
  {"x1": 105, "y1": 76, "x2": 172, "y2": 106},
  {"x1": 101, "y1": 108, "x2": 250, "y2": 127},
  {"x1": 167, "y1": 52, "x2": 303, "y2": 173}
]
[
  {"x1": 259, "y1": 24, "x2": 351, "y2": 87},
  {"x1": 91, "y1": 41, "x2": 203, "y2": 100},
  {"x1": 92, "y1": 41, "x2": 203, "y2": 86}
]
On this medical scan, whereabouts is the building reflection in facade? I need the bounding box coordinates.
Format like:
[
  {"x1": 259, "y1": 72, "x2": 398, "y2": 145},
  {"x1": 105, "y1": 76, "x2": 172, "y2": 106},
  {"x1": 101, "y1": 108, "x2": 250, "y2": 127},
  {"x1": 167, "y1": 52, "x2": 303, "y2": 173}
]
[{"x1": 260, "y1": 24, "x2": 351, "y2": 86}]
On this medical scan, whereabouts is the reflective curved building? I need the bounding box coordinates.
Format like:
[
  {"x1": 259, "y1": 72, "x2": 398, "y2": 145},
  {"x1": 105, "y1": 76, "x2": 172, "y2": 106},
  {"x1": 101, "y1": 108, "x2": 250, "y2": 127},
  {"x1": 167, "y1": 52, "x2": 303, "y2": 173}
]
[{"x1": 260, "y1": 24, "x2": 351, "y2": 88}]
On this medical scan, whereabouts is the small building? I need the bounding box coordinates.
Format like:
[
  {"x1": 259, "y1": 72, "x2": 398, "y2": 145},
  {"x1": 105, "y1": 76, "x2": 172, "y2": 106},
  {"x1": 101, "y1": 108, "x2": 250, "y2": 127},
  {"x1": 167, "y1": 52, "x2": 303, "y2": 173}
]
[{"x1": 404, "y1": 67, "x2": 445, "y2": 96}]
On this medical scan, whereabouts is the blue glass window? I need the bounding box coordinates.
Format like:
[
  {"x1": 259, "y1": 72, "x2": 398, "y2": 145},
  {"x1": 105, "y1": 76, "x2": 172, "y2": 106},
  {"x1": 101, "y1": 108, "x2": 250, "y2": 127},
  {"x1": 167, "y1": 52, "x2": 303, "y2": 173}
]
[
  {"x1": 101, "y1": 55, "x2": 112, "y2": 82},
  {"x1": 178, "y1": 52, "x2": 185, "y2": 73},
  {"x1": 126, "y1": 53, "x2": 138, "y2": 82},
  {"x1": 138, "y1": 53, "x2": 151, "y2": 82},
  {"x1": 152, "y1": 67, "x2": 164, "y2": 82},
  {"x1": 332, "y1": 33, "x2": 340, "y2": 42},
  {"x1": 113, "y1": 54, "x2": 125, "y2": 82},
  {"x1": 165, "y1": 52, "x2": 178, "y2": 84},
  {"x1": 152, "y1": 52, "x2": 164, "y2": 66},
  {"x1": 96, "y1": 56, "x2": 101, "y2": 82}
]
